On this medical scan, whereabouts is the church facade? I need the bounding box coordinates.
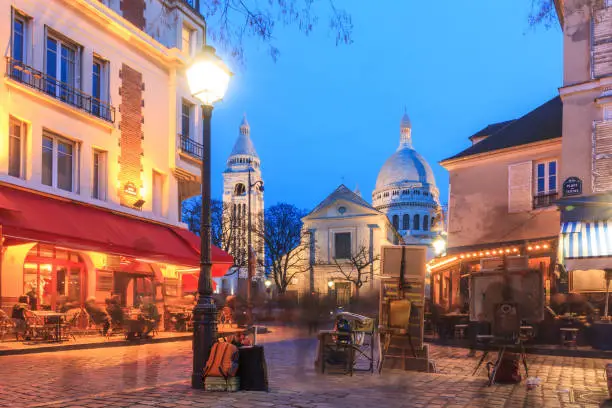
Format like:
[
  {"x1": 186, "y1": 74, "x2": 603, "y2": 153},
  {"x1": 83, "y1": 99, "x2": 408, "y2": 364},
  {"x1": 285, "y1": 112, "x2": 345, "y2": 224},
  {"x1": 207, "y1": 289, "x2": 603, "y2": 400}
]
[{"x1": 218, "y1": 115, "x2": 265, "y2": 294}]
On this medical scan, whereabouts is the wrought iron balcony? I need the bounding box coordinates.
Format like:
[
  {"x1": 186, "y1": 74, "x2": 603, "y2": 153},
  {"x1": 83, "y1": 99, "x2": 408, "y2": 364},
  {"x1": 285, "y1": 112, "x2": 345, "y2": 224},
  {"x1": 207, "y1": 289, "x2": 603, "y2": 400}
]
[
  {"x1": 533, "y1": 191, "x2": 558, "y2": 209},
  {"x1": 179, "y1": 133, "x2": 203, "y2": 161},
  {"x1": 6, "y1": 57, "x2": 115, "y2": 123}
]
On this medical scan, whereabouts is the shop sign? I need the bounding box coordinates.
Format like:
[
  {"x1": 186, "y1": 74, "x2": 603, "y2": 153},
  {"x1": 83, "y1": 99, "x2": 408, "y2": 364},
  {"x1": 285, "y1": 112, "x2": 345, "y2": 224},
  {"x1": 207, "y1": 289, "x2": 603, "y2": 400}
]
[
  {"x1": 563, "y1": 177, "x2": 582, "y2": 197},
  {"x1": 124, "y1": 182, "x2": 138, "y2": 196}
]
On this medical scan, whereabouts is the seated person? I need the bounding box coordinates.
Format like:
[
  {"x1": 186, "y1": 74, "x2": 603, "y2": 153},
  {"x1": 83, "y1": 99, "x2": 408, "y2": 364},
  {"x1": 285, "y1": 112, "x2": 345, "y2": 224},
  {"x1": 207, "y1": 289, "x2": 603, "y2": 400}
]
[
  {"x1": 106, "y1": 296, "x2": 125, "y2": 328},
  {"x1": 85, "y1": 297, "x2": 111, "y2": 335}
]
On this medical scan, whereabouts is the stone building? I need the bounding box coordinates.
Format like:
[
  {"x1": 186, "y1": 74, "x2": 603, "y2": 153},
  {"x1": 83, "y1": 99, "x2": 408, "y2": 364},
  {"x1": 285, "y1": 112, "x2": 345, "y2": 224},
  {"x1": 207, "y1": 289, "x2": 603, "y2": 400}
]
[
  {"x1": 220, "y1": 115, "x2": 264, "y2": 294},
  {"x1": 372, "y1": 112, "x2": 443, "y2": 247},
  {"x1": 0, "y1": 0, "x2": 232, "y2": 318}
]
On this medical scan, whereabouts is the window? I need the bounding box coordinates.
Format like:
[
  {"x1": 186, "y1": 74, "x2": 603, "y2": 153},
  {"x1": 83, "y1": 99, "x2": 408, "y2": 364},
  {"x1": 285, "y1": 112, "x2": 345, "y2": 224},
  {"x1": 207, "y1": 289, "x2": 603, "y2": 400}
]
[
  {"x1": 403, "y1": 214, "x2": 410, "y2": 230},
  {"x1": 181, "y1": 24, "x2": 194, "y2": 56},
  {"x1": 46, "y1": 33, "x2": 80, "y2": 101},
  {"x1": 152, "y1": 171, "x2": 164, "y2": 216},
  {"x1": 334, "y1": 232, "x2": 351, "y2": 259},
  {"x1": 42, "y1": 132, "x2": 77, "y2": 192},
  {"x1": 605, "y1": 105, "x2": 612, "y2": 121},
  {"x1": 431, "y1": 216, "x2": 435, "y2": 229},
  {"x1": 12, "y1": 12, "x2": 26, "y2": 62},
  {"x1": 535, "y1": 160, "x2": 557, "y2": 195},
  {"x1": 92, "y1": 150, "x2": 107, "y2": 200},
  {"x1": 392, "y1": 215, "x2": 399, "y2": 230},
  {"x1": 423, "y1": 215, "x2": 429, "y2": 231},
  {"x1": 234, "y1": 183, "x2": 246, "y2": 196},
  {"x1": 9, "y1": 117, "x2": 26, "y2": 178},
  {"x1": 413, "y1": 214, "x2": 420, "y2": 231},
  {"x1": 92, "y1": 56, "x2": 108, "y2": 118},
  {"x1": 181, "y1": 101, "x2": 192, "y2": 138}
]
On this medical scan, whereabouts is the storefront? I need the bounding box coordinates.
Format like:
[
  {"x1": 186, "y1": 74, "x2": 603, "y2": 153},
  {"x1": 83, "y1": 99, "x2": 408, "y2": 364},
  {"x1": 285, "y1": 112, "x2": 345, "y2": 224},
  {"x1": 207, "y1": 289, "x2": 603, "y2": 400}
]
[
  {"x1": 428, "y1": 237, "x2": 558, "y2": 312},
  {"x1": 0, "y1": 185, "x2": 233, "y2": 324}
]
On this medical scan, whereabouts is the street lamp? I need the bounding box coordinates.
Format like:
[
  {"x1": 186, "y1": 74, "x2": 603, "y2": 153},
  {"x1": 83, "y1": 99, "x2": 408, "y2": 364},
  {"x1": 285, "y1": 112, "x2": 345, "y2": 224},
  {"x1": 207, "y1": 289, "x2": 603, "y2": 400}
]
[
  {"x1": 264, "y1": 279, "x2": 272, "y2": 289},
  {"x1": 433, "y1": 236, "x2": 447, "y2": 256},
  {"x1": 247, "y1": 167, "x2": 264, "y2": 325},
  {"x1": 187, "y1": 45, "x2": 231, "y2": 390}
]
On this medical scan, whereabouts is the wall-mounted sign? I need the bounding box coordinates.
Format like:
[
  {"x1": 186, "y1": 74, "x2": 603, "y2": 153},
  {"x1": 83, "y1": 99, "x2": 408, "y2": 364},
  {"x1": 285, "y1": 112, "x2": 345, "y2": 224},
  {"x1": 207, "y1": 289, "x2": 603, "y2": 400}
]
[
  {"x1": 124, "y1": 181, "x2": 138, "y2": 196},
  {"x1": 563, "y1": 177, "x2": 582, "y2": 197}
]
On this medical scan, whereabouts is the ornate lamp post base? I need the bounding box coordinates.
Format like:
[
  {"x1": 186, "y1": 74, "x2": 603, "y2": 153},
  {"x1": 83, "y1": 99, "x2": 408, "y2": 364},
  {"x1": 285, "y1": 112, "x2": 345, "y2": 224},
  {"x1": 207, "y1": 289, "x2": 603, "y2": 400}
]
[{"x1": 191, "y1": 296, "x2": 217, "y2": 389}]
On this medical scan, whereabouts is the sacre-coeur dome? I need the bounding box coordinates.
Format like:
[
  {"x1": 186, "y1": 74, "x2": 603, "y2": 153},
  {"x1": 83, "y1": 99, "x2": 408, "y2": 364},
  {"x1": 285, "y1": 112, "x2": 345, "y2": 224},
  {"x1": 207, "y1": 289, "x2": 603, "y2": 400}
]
[
  {"x1": 374, "y1": 111, "x2": 437, "y2": 190},
  {"x1": 375, "y1": 148, "x2": 436, "y2": 189}
]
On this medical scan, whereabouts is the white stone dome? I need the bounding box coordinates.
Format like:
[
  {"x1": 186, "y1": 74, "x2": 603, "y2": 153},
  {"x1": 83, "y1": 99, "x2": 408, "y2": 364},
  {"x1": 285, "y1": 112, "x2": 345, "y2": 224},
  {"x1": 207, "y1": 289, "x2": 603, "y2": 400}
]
[{"x1": 375, "y1": 148, "x2": 436, "y2": 189}]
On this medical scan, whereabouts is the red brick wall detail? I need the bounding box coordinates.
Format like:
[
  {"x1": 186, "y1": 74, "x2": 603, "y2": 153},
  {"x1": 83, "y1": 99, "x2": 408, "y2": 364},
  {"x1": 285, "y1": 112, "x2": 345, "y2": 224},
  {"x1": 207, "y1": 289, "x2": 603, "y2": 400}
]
[
  {"x1": 119, "y1": 64, "x2": 143, "y2": 207},
  {"x1": 120, "y1": 0, "x2": 146, "y2": 30}
]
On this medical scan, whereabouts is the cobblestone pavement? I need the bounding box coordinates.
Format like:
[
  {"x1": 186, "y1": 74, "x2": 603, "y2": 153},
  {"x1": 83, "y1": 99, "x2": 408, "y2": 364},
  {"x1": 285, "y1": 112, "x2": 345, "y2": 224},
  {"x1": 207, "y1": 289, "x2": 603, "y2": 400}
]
[{"x1": 0, "y1": 328, "x2": 610, "y2": 408}]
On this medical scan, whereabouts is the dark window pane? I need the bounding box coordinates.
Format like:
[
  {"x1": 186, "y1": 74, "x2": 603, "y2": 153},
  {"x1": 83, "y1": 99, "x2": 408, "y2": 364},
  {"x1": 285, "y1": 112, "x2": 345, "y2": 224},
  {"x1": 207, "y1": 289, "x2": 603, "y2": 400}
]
[
  {"x1": 413, "y1": 214, "x2": 420, "y2": 230},
  {"x1": 549, "y1": 175, "x2": 556, "y2": 192},
  {"x1": 403, "y1": 214, "x2": 410, "y2": 230},
  {"x1": 334, "y1": 233, "x2": 351, "y2": 259},
  {"x1": 549, "y1": 161, "x2": 556, "y2": 175},
  {"x1": 538, "y1": 178, "x2": 545, "y2": 193},
  {"x1": 392, "y1": 215, "x2": 399, "y2": 230},
  {"x1": 46, "y1": 38, "x2": 58, "y2": 95},
  {"x1": 42, "y1": 136, "x2": 53, "y2": 186},
  {"x1": 423, "y1": 215, "x2": 429, "y2": 231},
  {"x1": 537, "y1": 163, "x2": 545, "y2": 178},
  {"x1": 12, "y1": 19, "x2": 24, "y2": 61},
  {"x1": 9, "y1": 121, "x2": 22, "y2": 178},
  {"x1": 57, "y1": 140, "x2": 73, "y2": 192}
]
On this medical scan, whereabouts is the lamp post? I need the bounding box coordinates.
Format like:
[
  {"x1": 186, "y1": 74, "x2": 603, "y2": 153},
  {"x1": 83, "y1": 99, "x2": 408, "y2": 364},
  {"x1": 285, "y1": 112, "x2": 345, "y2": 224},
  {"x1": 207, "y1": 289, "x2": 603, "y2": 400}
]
[
  {"x1": 186, "y1": 45, "x2": 231, "y2": 390},
  {"x1": 247, "y1": 167, "x2": 264, "y2": 325}
]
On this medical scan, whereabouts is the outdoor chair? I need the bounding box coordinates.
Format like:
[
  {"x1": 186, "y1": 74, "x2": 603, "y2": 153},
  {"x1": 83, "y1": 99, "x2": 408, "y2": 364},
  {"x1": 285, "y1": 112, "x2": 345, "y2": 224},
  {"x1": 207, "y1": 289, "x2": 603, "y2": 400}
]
[{"x1": 0, "y1": 311, "x2": 15, "y2": 342}]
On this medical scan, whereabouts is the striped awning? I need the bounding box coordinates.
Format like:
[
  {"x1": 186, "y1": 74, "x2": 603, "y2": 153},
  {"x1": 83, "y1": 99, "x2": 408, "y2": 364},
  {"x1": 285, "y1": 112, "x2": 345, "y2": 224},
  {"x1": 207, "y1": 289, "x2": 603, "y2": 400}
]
[
  {"x1": 562, "y1": 221, "x2": 612, "y2": 258},
  {"x1": 560, "y1": 222, "x2": 582, "y2": 234}
]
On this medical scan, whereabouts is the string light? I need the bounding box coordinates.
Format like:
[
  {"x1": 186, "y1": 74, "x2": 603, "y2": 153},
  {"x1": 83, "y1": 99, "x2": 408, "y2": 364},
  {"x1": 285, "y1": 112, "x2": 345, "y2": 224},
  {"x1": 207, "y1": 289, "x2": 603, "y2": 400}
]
[
  {"x1": 535, "y1": 245, "x2": 541, "y2": 250},
  {"x1": 543, "y1": 244, "x2": 549, "y2": 249},
  {"x1": 485, "y1": 251, "x2": 491, "y2": 255},
  {"x1": 512, "y1": 248, "x2": 518, "y2": 252},
  {"x1": 527, "y1": 246, "x2": 533, "y2": 251}
]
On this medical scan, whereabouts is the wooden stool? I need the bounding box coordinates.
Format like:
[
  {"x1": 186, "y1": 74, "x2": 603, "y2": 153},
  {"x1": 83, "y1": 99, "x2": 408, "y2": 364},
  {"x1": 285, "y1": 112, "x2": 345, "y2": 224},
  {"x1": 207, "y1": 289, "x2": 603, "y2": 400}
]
[
  {"x1": 560, "y1": 328, "x2": 579, "y2": 348},
  {"x1": 454, "y1": 324, "x2": 469, "y2": 339}
]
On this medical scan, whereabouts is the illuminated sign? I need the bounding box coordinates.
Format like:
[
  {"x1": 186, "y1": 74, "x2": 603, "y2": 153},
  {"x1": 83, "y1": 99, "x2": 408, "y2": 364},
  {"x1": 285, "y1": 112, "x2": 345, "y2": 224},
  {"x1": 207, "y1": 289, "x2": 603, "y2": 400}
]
[{"x1": 124, "y1": 182, "x2": 138, "y2": 196}]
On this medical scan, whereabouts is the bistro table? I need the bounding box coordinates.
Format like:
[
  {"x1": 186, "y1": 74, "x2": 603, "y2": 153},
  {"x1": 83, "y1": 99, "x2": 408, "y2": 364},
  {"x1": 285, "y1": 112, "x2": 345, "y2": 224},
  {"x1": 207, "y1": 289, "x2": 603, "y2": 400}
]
[
  {"x1": 33, "y1": 311, "x2": 67, "y2": 342},
  {"x1": 439, "y1": 313, "x2": 469, "y2": 339}
]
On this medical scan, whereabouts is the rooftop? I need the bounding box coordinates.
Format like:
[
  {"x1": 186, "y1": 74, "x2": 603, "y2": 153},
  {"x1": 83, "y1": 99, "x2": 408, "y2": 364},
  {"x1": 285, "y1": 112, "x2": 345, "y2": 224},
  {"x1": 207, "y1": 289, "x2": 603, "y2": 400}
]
[{"x1": 442, "y1": 96, "x2": 562, "y2": 163}]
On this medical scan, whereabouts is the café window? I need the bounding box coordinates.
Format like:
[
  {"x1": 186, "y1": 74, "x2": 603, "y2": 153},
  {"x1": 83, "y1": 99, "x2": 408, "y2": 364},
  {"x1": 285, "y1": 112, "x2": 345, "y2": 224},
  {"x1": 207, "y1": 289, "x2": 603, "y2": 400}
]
[
  {"x1": 23, "y1": 245, "x2": 87, "y2": 310},
  {"x1": 42, "y1": 131, "x2": 78, "y2": 192},
  {"x1": 535, "y1": 160, "x2": 557, "y2": 195}
]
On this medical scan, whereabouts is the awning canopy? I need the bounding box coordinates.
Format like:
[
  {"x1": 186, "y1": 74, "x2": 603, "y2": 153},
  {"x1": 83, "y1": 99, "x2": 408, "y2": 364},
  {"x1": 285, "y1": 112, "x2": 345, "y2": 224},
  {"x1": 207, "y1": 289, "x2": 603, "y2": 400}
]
[
  {"x1": 561, "y1": 220, "x2": 612, "y2": 259},
  {"x1": 0, "y1": 184, "x2": 233, "y2": 270}
]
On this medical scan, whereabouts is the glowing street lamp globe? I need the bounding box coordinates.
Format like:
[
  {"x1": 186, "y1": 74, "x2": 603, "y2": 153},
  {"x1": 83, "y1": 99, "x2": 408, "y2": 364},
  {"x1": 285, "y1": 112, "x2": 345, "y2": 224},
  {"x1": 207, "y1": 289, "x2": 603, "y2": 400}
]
[
  {"x1": 264, "y1": 279, "x2": 272, "y2": 289},
  {"x1": 187, "y1": 45, "x2": 231, "y2": 105},
  {"x1": 433, "y1": 237, "x2": 447, "y2": 256}
]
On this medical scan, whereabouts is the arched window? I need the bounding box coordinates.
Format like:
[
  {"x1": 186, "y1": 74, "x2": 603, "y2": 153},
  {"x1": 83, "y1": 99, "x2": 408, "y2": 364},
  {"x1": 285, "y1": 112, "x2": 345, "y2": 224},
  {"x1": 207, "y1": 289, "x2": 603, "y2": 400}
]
[
  {"x1": 402, "y1": 214, "x2": 410, "y2": 230},
  {"x1": 423, "y1": 215, "x2": 429, "y2": 231},
  {"x1": 431, "y1": 216, "x2": 436, "y2": 229},
  {"x1": 392, "y1": 215, "x2": 399, "y2": 230},
  {"x1": 413, "y1": 214, "x2": 420, "y2": 230},
  {"x1": 234, "y1": 183, "x2": 246, "y2": 196}
]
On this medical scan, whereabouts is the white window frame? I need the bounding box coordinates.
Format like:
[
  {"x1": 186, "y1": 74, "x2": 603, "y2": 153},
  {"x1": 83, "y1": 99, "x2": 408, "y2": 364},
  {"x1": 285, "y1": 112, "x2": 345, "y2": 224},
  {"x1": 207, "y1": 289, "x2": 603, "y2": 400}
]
[
  {"x1": 92, "y1": 55, "x2": 109, "y2": 103},
  {"x1": 604, "y1": 105, "x2": 612, "y2": 121},
  {"x1": 8, "y1": 116, "x2": 27, "y2": 179},
  {"x1": 92, "y1": 149, "x2": 107, "y2": 201},
  {"x1": 181, "y1": 23, "x2": 195, "y2": 57},
  {"x1": 11, "y1": 9, "x2": 29, "y2": 64},
  {"x1": 42, "y1": 131, "x2": 79, "y2": 193},
  {"x1": 181, "y1": 100, "x2": 193, "y2": 138},
  {"x1": 45, "y1": 29, "x2": 82, "y2": 96},
  {"x1": 534, "y1": 159, "x2": 558, "y2": 196}
]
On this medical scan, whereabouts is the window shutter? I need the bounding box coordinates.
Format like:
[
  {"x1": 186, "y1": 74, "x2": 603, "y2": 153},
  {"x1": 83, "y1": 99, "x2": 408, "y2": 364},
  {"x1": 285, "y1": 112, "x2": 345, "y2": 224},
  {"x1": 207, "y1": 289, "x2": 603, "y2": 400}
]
[
  {"x1": 592, "y1": 7, "x2": 612, "y2": 78},
  {"x1": 508, "y1": 161, "x2": 533, "y2": 213},
  {"x1": 593, "y1": 121, "x2": 612, "y2": 192}
]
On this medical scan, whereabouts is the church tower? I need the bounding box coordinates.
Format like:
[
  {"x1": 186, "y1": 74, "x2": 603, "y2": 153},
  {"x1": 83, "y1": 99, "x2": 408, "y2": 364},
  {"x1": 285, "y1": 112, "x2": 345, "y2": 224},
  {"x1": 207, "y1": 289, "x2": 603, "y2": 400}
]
[{"x1": 222, "y1": 114, "x2": 264, "y2": 281}]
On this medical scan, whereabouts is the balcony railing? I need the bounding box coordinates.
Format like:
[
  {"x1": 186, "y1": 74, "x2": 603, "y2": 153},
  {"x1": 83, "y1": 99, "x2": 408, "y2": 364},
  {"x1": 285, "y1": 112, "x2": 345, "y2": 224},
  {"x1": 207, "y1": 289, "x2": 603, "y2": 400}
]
[
  {"x1": 179, "y1": 133, "x2": 203, "y2": 161},
  {"x1": 533, "y1": 191, "x2": 558, "y2": 209},
  {"x1": 179, "y1": 0, "x2": 202, "y2": 15},
  {"x1": 6, "y1": 57, "x2": 115, "y2": 123}
]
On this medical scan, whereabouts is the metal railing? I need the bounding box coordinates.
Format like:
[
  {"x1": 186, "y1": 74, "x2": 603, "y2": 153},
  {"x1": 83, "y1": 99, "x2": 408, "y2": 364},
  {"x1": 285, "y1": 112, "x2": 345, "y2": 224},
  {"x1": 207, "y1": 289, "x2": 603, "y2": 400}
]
[
  {"x1": 6, "y1": 57, "x2": 115, "y2": 123},
  {"x1": 179, "y1": 0, "x2": 202, "y2": 15},
  {"x1": 533, "y1": 191, "x2": 558, "y2": 209},
  {"x1": 179, "y1": 133, "x2": 203, "y2": 160}
]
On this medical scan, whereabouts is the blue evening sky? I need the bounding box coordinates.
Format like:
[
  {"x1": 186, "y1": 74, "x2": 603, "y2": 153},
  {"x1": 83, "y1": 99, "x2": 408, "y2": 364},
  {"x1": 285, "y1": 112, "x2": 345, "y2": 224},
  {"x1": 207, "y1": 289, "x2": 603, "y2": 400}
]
[{"x1": 208, "y1": 0, "x2": 562, "y2": 211}]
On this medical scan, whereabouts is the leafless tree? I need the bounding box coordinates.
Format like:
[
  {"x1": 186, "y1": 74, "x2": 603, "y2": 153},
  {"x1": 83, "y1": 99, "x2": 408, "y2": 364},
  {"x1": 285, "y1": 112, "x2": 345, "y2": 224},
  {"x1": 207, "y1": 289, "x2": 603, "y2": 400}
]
[
  {"x1": 331, "y1": 244, "x2": 380, "y2": 300},
  {"x1": 529, "y1": 0, "x2": 603, "y2": 27},
  {"x1": 198, "y1": 0, "x2": 353, "y2": 65},
  {"x1": 253, "y1": 203, "x2": 309, "y2": 293}
]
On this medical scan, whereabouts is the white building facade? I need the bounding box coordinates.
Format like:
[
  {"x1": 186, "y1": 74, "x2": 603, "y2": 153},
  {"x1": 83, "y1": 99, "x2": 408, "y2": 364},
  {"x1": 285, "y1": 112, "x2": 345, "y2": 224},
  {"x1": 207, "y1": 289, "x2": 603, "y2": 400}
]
[
  {"x1": 372, "y1": 112, "x2": 443, "y2": 249},
  {"x1": 0, "y1": 0, "x2": 233, "y2": 315},
  {"x1": 220, "y1": 115, "x2": 264, "y2": 294}
]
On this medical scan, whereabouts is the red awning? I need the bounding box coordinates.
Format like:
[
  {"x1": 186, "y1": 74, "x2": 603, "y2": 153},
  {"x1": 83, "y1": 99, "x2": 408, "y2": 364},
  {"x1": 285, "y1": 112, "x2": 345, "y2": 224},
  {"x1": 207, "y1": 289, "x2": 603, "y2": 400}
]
[
  {"x1": 0, "y1": 184, "x2": 233, "y2": 268},
  {"x1": 182, "y1": 273, "x2": 217, "y2": 293}
]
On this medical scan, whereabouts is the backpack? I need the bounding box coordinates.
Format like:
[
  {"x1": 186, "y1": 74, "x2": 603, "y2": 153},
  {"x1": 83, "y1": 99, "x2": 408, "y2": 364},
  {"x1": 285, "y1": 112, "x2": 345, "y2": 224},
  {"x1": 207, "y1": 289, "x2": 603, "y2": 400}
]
[{"x1": 204, "y1": 341, "x2": 239, "y2": 379}]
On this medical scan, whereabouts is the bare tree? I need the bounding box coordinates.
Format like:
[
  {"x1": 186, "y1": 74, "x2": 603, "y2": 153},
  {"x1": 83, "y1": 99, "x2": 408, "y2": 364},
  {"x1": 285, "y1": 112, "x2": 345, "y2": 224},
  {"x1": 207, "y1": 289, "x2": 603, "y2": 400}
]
[
  {"x1": 198, "y1": 0, "x2": 353, "y2": 65},
  {"x1": 529, "y1": 0, "x2": 602, "y2": 27},
  {"x1": 254, "y1": 203, "x2": 309, "y2": 293},
  {"x1": 331, "y1": 244, "x2": 380, "y2": 300}
]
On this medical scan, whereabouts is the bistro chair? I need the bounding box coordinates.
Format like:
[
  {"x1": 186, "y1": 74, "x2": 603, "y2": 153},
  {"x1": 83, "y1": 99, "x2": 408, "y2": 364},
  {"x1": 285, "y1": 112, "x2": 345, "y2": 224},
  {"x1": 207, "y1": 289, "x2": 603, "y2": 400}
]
[{"x1": 0, "y1": 310, "x2": 16, "y2": 342}]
